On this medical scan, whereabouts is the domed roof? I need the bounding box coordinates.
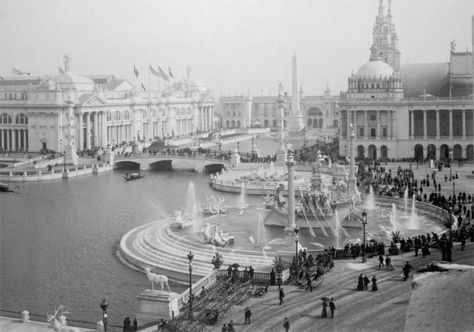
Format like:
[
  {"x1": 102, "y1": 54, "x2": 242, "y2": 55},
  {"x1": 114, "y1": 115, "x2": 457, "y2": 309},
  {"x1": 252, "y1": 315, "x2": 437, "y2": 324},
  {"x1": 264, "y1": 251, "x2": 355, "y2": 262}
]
[
  {"x1": 56, "y1": 72, "x2": 94, "y2": 91},
  {"x1": 357, "y1": 60, "x2": 394, "y2": 78}
]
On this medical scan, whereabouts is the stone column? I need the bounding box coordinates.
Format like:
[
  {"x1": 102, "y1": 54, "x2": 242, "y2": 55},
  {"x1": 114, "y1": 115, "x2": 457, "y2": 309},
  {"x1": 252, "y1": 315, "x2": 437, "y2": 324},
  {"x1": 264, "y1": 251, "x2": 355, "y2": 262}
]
[
  {"x1": 410, "y1": 110, "x2": 414, "y2": 138},
  {"x1": 388, "y1": 110, "x2": 392, "y2": 139},
  {"x1": 286, "y1": 154, "x2": 296, "y2": 229},
  {"x1": 23, "y1": 129, "x2": 27, "y2": 150},
  {"x1": 12, "y1": 129, "x2": 16, "y2": 151},
  {"x1": 462, "y1": 109, "x2": 466, "y2": 138},
  {"x1": 364, "y1": 110, "x2": 368, "y2": 139},
  {"x1": 376, "y1": 111, "x2": 381, "y2": 138},
  {"x1": 436, "y1": 110, "x2": 440, "y2": 138},
  {"x1": 449, "y1": 110, "x2": 453, "y2": 138},
  {"x1": 78, "y1": 113, "x2": 84, "y2": 150},
  {"x1": 93, "y1": 113, "x2": 98, "y2": 147},
  {"x1": 346, "y1": 111, "x2": 351, "y2": 139},
  {"x1": 423, "y1": 110, "x2": 427, "y2": 138},
  {"x1": 86, "y1": 113, "x2": 91, "y2": 149}
]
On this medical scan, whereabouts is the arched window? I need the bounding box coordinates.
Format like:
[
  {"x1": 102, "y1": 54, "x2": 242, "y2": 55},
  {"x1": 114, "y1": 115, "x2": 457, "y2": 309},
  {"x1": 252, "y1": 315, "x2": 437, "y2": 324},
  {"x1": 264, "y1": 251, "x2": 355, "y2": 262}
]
[
  {"x1": 124, "y1": 111, "x2": 130, "y2": 120},
  {"x1": 15, "y1": 113, "x2": 28, "y2": 124},
  {"x1": 106, "y1": 113, "x2": 112, "y2": 121},
  {"x1": 114, "y1": 111, "x2": 121, "y2": 120},
  {"x1": 0, "y1": 114, "x2": 12, "y2": 124}
]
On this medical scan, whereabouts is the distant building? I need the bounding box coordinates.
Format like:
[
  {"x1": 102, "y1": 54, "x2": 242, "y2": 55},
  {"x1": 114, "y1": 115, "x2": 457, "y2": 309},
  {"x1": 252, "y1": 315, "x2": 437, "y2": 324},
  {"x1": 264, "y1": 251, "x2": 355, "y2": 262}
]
[
  {"x1": 339, "y1": 0, "x2": 473, "y2": 161},
  {"x1": 0, "y1": 59, "x2": 214, "y2": 152},
  {"x1": 217, "y1": 88, "x2": 339, "y2": 131}
]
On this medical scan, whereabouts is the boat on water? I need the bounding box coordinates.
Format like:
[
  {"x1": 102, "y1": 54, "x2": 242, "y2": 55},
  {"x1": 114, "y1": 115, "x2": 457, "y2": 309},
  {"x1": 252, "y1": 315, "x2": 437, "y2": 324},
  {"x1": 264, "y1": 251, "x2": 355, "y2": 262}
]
[
  {"x1": 169, "y1": 210, "x2": 193, "y2": 229},
  {"x1": 0, "y1": 183, "x2": 13, "y2": 193},
  {"x1": 124, "y1": 170, "x2": 145, "y2": 181}
]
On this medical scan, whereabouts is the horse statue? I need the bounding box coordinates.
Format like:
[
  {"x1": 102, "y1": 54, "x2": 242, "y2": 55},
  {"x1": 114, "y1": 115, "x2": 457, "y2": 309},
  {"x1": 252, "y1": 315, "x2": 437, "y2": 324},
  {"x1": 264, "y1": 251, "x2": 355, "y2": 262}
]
[
  {"x1": 46, "y1": 305, "x2": 80, "y2": 332},
  {"x1": 144, "y1": 266, "x2": 171, "y2": 292}
]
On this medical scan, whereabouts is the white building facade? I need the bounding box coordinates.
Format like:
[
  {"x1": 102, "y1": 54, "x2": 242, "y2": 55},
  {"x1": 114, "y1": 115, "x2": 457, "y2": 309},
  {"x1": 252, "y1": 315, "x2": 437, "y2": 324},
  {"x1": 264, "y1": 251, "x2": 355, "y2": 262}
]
[
  {"x1": 339, "y1": 0, "x2": 474, "y2": 161},
  {"x1": 0, "y1": 62, "x2": 214, "y2": 153}
]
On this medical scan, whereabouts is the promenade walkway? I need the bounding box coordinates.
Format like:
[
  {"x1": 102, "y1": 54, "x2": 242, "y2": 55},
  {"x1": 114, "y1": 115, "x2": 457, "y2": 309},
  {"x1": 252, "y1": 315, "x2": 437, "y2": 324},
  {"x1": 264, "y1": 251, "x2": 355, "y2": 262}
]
[{"x1": 205, "y1": 242, "x2": 474, "y2": 332}]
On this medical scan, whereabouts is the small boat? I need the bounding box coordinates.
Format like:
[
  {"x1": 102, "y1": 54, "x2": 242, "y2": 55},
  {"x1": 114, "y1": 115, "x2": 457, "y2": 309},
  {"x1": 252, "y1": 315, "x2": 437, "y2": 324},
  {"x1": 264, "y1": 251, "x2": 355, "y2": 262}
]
[
  {"x1": 0, "y1": 183, "x2": 13, "y2": 193},
  {"x1": 124, "y1": 170, "x2": 145, "y2": 181}
]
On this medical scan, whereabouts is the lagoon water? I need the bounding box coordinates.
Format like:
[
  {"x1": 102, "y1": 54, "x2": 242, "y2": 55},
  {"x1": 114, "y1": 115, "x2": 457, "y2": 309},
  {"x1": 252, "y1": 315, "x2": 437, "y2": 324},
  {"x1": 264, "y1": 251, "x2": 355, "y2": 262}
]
[{"x1": 0, "y1": 170, "x2": 254, "y2": 329}]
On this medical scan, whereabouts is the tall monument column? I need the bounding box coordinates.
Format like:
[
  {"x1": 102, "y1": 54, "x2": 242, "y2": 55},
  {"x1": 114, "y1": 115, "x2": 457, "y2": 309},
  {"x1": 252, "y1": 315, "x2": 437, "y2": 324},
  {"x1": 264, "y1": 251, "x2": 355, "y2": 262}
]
[
  {"x1": 64, "y1": 99, "x2": 78, "y2": 166},
  {"x1": 287, "y1": 53, "x2": 304, "y2": 133},
  {"x1": 275, "y1": 83, "x2": 287, "y2": 166},
  {"x1": 348, "y1": 124, "x2": 360, "y2": 201},
  {"x1": 286, "y1": 153, "x2": 296, "y2": 229}
]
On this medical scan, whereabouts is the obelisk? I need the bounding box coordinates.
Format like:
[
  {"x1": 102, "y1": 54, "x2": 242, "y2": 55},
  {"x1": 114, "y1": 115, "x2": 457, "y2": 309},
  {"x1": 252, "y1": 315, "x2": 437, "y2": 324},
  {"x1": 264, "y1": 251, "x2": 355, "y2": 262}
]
[
  {"x1": 285, "y1": 153, "x2": 296, "y2": 230},
  {"x1": 64, "y1": 96, "x2": 78, "y2": 166},
  {"x1": 288, "y1": 53, "x2": 304, "y2": 133}
]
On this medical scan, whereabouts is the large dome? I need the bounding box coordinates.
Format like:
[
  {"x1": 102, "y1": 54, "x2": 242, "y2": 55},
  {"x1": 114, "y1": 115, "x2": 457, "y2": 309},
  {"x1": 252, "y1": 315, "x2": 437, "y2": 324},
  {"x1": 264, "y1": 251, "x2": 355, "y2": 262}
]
[{"x1": 357, "y1": 60, "x2": 394, "y2": 78}]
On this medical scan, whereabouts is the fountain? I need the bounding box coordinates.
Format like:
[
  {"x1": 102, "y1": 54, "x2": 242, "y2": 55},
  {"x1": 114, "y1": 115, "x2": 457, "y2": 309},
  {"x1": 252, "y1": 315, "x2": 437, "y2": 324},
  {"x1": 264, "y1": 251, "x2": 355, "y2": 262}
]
[
  {"x1": 256, "y1": 214, "x2": 267, "y2": 249},
  {"x1": 403, "y1": 188, "x2": 409, "y2": 216},
  {"x1": 365, "y1": 186, "x2": 377, "y2": 211},
  {"x1": 390, "y1": 203, "x2": 400, "y2": 230},
  {"x1": 186, "y1": 182, "x2": 202, "y2": 233},
  {"x1": 406, "y1": 194, "x2": 419, "y2": 230},
  {"x1": 238, "y1": 182, "x2": 247, "y2": 210}
]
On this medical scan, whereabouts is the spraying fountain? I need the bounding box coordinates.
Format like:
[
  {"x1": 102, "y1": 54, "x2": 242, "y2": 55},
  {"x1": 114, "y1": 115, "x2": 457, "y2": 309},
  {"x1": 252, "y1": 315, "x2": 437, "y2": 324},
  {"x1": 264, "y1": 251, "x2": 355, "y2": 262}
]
[
  {"x1": 406, "y1": 195, "x2": 419, "y2": 230},
  {"x1": 238, "y1": 182, "x2": 247, "y2": 211},
  {"x1": 365, "y1": 186, "x2": 377, "y2": 211},
  {"x1": 403, "y1": 188, "x2": 409, "y2": 216}
]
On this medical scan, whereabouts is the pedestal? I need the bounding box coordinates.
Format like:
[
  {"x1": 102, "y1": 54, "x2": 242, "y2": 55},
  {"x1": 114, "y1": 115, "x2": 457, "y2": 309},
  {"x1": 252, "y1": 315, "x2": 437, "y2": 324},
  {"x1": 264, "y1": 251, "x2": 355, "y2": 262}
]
[
  {"x1": 136, "y1": 289, "x2": 179, "y2": 325},
  {"x1": 64, "y1": 145, "x2": 78, "y2": 166},
  {"x1": 287, "y1": 114, "x2": 304, "y2": 133},
  {"x1": 230, "y1": 151, "x2": 240, "y2": 168}
]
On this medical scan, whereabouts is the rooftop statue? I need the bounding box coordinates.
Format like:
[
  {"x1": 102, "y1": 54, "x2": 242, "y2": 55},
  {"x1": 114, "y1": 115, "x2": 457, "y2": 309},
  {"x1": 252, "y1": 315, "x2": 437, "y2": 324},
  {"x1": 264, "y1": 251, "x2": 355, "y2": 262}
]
[{"x1": 63, "y1": 54, "x2": 71, "y2": 73}]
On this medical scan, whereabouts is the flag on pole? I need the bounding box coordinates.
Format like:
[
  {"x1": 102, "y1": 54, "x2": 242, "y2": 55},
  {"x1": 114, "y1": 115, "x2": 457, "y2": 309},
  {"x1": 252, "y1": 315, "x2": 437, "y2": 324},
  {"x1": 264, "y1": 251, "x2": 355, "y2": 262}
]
[
  {"x1": 0, "y1": 76, "x2": 4, "y2": 80},
  {"x1": 149, "y1": 65, "x2": 160, "y2": 77},
  {"x1": 158, "y1": 66, "x2": 169, "y2": 81},
  {"x1": 12, "y1": 67, "x2": 30, "y2": 76},
  {"x1": 168, "y1": 67, "x2": 174, "y2": 79},
  {"x1": 133, "y1": 65, "x2": 139, "y2": 78},
  {"x1": 58, "y1": 67, "x2": 65, "y2": 74},
  {"x1": 141, "y1": 82, "x2": 147, "y2": 91}
]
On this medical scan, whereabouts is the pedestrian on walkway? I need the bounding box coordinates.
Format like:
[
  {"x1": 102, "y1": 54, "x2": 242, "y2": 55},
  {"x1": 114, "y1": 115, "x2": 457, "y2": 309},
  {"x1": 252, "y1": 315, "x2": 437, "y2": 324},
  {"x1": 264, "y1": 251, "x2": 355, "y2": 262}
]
[
  {"x1": 279, "y1": 287, "x2": 285, "y2": 305},
  {"x1": 371, "y1": 276, "x2": 378, "y2": 291},
  {"x1": 244, "y1": 307, "x2": 251, "y2": 324},
  {"x1": 321, "y1": 299, "x2": 328, "y2": 318},
  {"x1": 283, "y1": 317, "x2": 290, "y2": 332},
  {"x1": 402, "y1": 262, "x2": 414, "y2": 281},
  {"x1": 378, "y1": 254, "x2": 384, "y2": 268},
  {"x1": 357, "y1": 273, "x2": 364, "y2": 290},
  {"x1": 221, "y1": 323, "x2": 228, "y2": 332},
  {"x1": 385, "y1": 255, "x2": 392, "y2": 270},
  {"x1": 363, "y1": 275, "x2": 370, "y2": 290},
  {"x1": 228, "y1": 320, "x2": 235, "y2": 332},
  {"x1": 329, "y1": 298, "x2": 336, "y2": 318}
]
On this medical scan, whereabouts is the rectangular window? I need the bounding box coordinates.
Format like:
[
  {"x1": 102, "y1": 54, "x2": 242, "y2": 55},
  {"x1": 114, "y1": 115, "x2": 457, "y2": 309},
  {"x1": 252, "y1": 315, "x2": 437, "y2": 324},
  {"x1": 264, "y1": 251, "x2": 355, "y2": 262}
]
[
  {"x1": 369, "y1": 115, "x2": 376, "y2": 121},
  {"x1": 382, "y1": 127, "x2": 387, "y2": 137},
  {"x1": 371, "y1": 128, "x2": 376, "y2": 137},
  {"x1": 358, "y1": 127, "x2": 364, "y2": 137}
]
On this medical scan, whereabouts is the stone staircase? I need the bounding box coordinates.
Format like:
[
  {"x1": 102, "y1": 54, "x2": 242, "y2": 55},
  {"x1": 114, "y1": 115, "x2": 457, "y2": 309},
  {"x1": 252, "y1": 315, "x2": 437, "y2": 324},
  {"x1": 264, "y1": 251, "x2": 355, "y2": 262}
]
[{"x1": 119, "y1": 221, "x2": 275, "y2": 282}]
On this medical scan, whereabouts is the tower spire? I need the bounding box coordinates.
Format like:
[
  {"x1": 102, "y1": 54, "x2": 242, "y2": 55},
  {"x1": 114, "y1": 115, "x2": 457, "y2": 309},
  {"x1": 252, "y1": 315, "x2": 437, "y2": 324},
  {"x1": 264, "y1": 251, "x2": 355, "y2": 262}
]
[
  {"x1": 378, "y1": 0, "x2": 385, "y2": 18},
  {"x1": 388, "y1": 0, "x2": 392, "y2": 17}
]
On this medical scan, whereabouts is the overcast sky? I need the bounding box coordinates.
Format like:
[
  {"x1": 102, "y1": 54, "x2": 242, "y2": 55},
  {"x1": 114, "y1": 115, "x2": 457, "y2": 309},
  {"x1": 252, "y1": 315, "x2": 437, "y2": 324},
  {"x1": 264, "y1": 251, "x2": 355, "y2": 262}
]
[{"x1": 1, "y1": 0, "x2": 473, "y2": 96}]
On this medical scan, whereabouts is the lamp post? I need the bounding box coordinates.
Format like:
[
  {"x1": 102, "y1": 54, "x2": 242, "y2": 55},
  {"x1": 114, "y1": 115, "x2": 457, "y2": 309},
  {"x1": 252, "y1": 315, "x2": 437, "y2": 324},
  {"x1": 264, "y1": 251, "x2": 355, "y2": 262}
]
[
  {"x1": 100, "y1": 299, "x2": 108, "y2": 332},
  {"x1": 237, "y1": 141, "x2": 240, "y2": 154},
  {"x1": 452, "y1": 181, "x2": 455, "y2": 204},
  {"x1": 294, "y1": 226, "x2": 300, "y2": 284},
  {"x1": 187, "y1": 251, "x2": 194, "y2": 321},
  {"x1": 361, "y1": 209, "x2": 368, "y2": 263}
]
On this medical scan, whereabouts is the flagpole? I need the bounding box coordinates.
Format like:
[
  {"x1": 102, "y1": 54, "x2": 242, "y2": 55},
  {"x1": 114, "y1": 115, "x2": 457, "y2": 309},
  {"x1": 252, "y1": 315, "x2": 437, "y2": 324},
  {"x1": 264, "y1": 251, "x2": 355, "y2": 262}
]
[{"x1": 147, "y1": 67, "x2": 151, "y2": 102}]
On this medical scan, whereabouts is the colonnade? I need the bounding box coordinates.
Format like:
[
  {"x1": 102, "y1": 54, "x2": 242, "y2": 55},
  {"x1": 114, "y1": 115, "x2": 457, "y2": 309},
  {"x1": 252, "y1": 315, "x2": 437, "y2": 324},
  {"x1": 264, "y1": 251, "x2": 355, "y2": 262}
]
[
  {"x1": 0, "y1": 128, "x2": 28, "y2": 151},
  {"x1": 199, "y1": 106, "x2": 214, "y2": 132},
  {"x1": 409, "y1": 109, "x2": 474, "y2": 139},
  {"x1": 343, "y1": 110, "x2": 395, "y2": 139}
]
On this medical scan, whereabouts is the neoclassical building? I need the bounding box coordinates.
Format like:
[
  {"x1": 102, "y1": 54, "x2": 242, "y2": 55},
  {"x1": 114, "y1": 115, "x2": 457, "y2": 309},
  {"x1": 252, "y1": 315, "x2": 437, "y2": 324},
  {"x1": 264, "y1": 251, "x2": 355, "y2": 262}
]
[
  {"x1": 218, "y1": 87, "x2": 339, "y2": 131},
  {"x1": 0, "y1": 59, "x2": 215, "y2": 153},
  {"x1": 339, "y1": 0, "x2": 473, "y2": 161}
]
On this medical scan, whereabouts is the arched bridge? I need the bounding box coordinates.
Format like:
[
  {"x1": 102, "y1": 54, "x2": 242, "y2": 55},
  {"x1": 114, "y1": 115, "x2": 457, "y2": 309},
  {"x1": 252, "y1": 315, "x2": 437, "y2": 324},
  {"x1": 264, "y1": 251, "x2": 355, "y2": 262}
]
[{"x1": 114, "y1": 154, "x2": 230, "y2": 173}]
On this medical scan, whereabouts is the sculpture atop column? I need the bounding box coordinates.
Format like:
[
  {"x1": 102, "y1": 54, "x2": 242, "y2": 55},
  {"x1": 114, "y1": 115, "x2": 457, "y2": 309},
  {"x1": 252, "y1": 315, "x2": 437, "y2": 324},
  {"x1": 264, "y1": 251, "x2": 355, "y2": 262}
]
[
  {"x1": 275, "y1": 83, "x2": 287, "y2": 166},
  {"x1": 64, "y1": 93, "x2": 78, "y2": 166}
]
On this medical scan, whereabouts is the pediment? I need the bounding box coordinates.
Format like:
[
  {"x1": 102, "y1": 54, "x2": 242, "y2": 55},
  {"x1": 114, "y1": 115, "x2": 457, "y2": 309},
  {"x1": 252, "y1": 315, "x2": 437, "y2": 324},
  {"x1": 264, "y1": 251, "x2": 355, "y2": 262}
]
[{"x1": 81, "y1": 95, "x2": 107, "y2": 106}]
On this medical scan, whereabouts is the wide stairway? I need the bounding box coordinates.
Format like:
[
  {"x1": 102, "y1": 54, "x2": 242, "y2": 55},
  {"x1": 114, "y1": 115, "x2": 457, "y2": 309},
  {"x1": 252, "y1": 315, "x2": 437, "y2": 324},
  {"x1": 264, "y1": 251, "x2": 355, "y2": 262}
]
[{"x1": 119, "y1": 221, "x2": 275, "y2": 282}]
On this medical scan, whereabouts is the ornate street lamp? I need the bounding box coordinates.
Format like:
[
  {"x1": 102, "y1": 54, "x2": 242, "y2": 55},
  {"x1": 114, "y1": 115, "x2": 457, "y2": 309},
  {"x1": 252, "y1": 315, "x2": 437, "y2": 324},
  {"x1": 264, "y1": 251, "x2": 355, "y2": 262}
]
[
  {"x1": 294, "y1": 226, "x2": 300, "y2": 284},
  {"x1": 452, "y1": 181, "x2": 456, "y2": 205},
  {"x1": 361, "y1": 209, "x2": 368, "y2": 263},
  {"x1": 187, "y1": 251, "x2": 194, "y2": 321},
  {"x1": 237, "y1": 141, "x2": 240, "y2": 154},
  {"x1": 100, "y1": 298, "x2": 108, "y2": 332}
]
